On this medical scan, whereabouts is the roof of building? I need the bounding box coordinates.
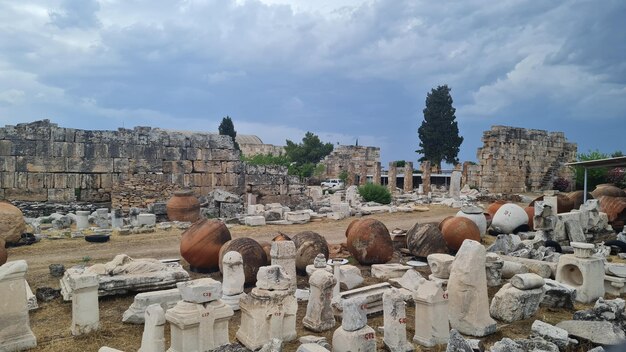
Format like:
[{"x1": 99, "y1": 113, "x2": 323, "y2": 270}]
[
  {"x1": 235, "y1": 134, "x2": 263, "y2": 144},
  {"x1": 565, "y1": 156, "x2": 626, "y2": 169}
]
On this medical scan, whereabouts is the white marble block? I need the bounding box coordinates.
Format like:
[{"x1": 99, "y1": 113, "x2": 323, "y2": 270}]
[
  {"x1": 222, "y1": 251, "x2": 245, "y2": 311},
  {"x1": 427, "y1": 253, "x2": 455, "y2": 279},
  {"x1": 303, "y1": 269, "x2": 336, "y2": 332},
  {"x1": 76, "y1": 210, "x2": 90, "y2": 229},
  {"x1": 0, "y1": 260, "x2": 37, "y2": 351},
  {"x1": 556, "y1": 254, "x2": 605, "y2": 303},
  {"x1": 69, "y1": 271, "x2": 100, "y2": 335},
  {"x1": 447, "y1": 240, "x2": 496, "y2": 337},
  {"x1": 122, "y1": 288, "x2": 181, "y2": 324},
  {"x1": 176, "y1": 278, "x2": 222, "y2": 304},
  {"x1": 137, "y1": 213, "x2": 156, "y2": 227},
  {"x1": 166, "y1": 298, "x2": 234, "y2": 352},
  {"x1": 236, "y1": 265, "x2": 298, "y2": 350},
  {"x1": 271, "y1": 241, "x2": 297, "y2": 291},
  {"x1": 371, "y1": 264, "x2": 412, "y2": 280},
  {"x1": 413, "y1": 278, "x2": 449, "y2": 347},
  {"x1": 139, "y1": 304, "x2": 165, "y2": 352},
  {"x1": 383, "y1": 288, "x2": 413, "y2": 351},
  {"x1": 332, "y1": 296, "x2": 376, "y2": 352}
]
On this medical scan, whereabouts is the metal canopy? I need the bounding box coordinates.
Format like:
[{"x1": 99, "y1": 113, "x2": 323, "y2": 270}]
[
  {"x1": 565, "y1": 156, "x2": 626, "y2": 169},
  {"x1": 564, "y1": 156, "x2": 626, "y2": 203}
]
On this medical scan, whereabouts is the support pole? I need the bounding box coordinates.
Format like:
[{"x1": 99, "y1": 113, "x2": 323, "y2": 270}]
[{"x1": 583, "y1": 168, "x2": 587, "y2": 204}]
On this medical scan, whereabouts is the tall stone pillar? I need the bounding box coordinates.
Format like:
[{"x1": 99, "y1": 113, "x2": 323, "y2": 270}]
[
  {"x1": 347, "y1": 164, "x2": 356, "y2": 186},
  {"x1": 403, "y1": 162, "x2": 413, "y2": 192},
  {"x1": 359, "y1": 164, "x2": 368, "y2": 185},
  {"x1": 387, "y1": 162, "x2": 397, "y2": 193},
  {"x1": 421, "y1": 161, "x2": 431, "y2": 194},
  {"x1": 373, "y1": 162, "x2": 381, "y2": 185}
]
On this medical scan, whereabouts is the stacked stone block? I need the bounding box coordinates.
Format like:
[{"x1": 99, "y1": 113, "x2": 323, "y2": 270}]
[
  {"x1": 321, "y1": 145, "x2": 380, "y2": 182},
  {"x1": 473, "y1": 126, "x2": 577, "y2": 193}
]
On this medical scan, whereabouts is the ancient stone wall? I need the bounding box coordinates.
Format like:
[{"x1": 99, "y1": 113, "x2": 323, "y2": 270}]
[
  {"x1": 472, "y1": 126, "x2": 577, "y2": 193},
  {"x1": 239, "y1": 143, "x2": 285, "y2": 157},
  {"x1": 0, "y1": 120, "x2": 244, "y2": 205},
  {"x1": 321, "y1": 146, "x2": 380, "y2": 181},
  {"x1": 244, "y1": 164, "x2": 309, "y2": 208}
]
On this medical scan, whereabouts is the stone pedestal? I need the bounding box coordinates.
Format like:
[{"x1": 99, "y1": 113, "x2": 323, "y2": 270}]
[
  {"x1": 111, "y1": 209, "x2": 124, "y2": 229},
  {"x1": 76, "y1": 211, "x2": 90, "y2": 230},
  {"x1": 95, "y1": 208, "x2": 109, "y2": 228},
  {"x1": 332, "y1": 296, "x2": 376, "y2": 352},
  {"x1": 413, "y1": 279, "x2": 449, "y2": 347},
  {"x1": 166, "y1": 278, "x2": 234, "y2": 352},
  {"x1": 69, "y1": 271, "x2": 100, "y2": 335},
  {"x1": 0, "y1": 260, "x2": 37, "y2": 351},
  {"x1": 447, "y1": 240, "x2": 496, "y2": 337},
  {"x1": 303, "y1": 269, "x2": 336, "y2": 332},
  {"x1": 166, "y1": 300, "x2": 233, "y2": 351},
  {"x1": 236, "y1": 265, "x2": 297, "y2": 350},
  {"x1": 556, "y1": 254, "x2": 605, "y2": 303},
  {"x1": 236, "y1": 289, "x2": 297, "y2": 350},
  {"x1": 383, "y1": 289, "x2": 413, "y2": 351},
  {"x1": 449, "y1": 171, "x2": 461, "y2": 199},
  {"x1": 222, "y1": 251, "x2": 245, "y2": 311},
  {"x1": 139, "y1": 304, "x2": 165, "y2": 352},
  {"x1": 271, "y1": 241, "x2": 297, "y2": 291}
]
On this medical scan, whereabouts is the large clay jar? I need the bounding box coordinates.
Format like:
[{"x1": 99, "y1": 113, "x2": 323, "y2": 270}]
[
  {"x1": 345, "y1": 219, "x2": 393, "y2": 265},
  {"x1": 487, "y1": 200, "x2": 507, "y2": 217},
  {"x1": 456, "y1": 206, "x2": 487, "y2": 236},
  {"x1": 438, "y1": 216, "x2": 454, "y2": 231},
  {"x1": 491, "y1": 203, "x2": 529, "y2": 234},
  {"x1": 166, "y1": 190, "x2": 201, "y2": 222},
  {"x1": 258, "y1": 241, "x2": 272, "y2": 265},
  {"x1": 440, "y1": 217, "x2": 481, "y2": 251},
  {"x1": 567, "y1": 191, "x2": 594, "y2": 210},
  {"x1": 524, "y1": 206, "x2": 535, "y2": 230},
  {"x1": 180, "y1": 219, "x2": 231, "y2": 272},
  {"x1": 0, "y1": 202, "x2": 26, "y2": 245},
  {"x1": 292, "y1": 231, "x2": 329, "y2": 272},
  {"x1": 0, "y1": 239, "x2": 7, "y2": 266},
  {"x1": 273, "y1": 232, "x2": 292, "y2": 242},
  {"x1": 406, "y1": 222, "x2": 449, "y2": 258},
  {"x1": 219, "y1": 238, "x2": 267, "y2": 284},
  {"x1": 592, "y1": 185, "x2": 626, "y2": 199}
]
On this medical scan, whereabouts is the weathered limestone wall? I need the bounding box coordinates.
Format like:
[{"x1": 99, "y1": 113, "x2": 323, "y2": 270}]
[
  {"x1": 322, "y1": 145, "x2": 380, "y2": 181},
  {"x1": 0, "y1": 120, "x2": 244, "y2": 204},
  {"x1": 472, "y1": 126, "x2": 577, "y2": 193},
  {"x1": 244, "y1": 164, "x2": 309, "y2": 207},
  {"x1": 239, "y1": 143, "x2": 285, "y2": 157}
]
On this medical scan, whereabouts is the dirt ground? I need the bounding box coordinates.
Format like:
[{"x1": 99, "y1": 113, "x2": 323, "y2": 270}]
[{"x1": 5, "y1": 205, "x2": 599, "y2": 351}]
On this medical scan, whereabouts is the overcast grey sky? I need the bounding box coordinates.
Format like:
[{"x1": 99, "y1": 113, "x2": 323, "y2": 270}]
[{"x1": 0, "y1": 0, "x2": 624, "y2": 165}]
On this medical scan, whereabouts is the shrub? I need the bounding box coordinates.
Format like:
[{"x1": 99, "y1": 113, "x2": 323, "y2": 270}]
[
  {"x1": 358, "y1": 183, "x2": 391, "y2": 204},
  {"x1": 607, "y1": 168, "x2": 626, "y2": 188},
  {"x1": 553, "y1": 177, "x2": 570, "y2": 192}
]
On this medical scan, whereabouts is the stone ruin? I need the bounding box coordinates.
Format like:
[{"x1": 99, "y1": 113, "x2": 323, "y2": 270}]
[
  {"x1": 0, "y1": 120, "x2": 308, "y2": 211},
  {"x1": 472, "y1": 125, "x2": 577, "y2": 193}
]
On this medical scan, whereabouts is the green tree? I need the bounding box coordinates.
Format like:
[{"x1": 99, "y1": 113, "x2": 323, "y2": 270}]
[
  {"x1": 574, "y1": 150, "x2": 610, "y2": 190},
  {"x1": 218, "y1": 116, "x2": 240, "y2": 150},
  {"x1": 416, "y1": 85, "x2": 464, "y2": 171},
  {"x1": 284, "y1": 132, "x2": 334, "y2": 178}
]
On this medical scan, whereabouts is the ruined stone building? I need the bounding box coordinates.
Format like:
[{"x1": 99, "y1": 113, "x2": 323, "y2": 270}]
[
  {"x1": 472, "y1": 126, "x2": 577, "y2": 193},
  {"x1": 237, "y1": 135, "x2": 285, "y2": 157},
  {"x1": 321, "y1": 146, "x2": 381, "y2": 182},
  {"x1": 0, "y1": 120, "x2": 307, "y2": 209}
]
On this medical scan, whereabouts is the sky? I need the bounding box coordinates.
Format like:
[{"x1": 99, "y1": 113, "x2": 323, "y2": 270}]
[{"x1": 0, "y1": 0, "x2": 625, "y2": 165}]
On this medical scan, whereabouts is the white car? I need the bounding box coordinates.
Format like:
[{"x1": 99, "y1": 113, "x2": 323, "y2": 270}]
[{"x1": 321, "y1": 179, "x2": 344, "y2": 189}]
